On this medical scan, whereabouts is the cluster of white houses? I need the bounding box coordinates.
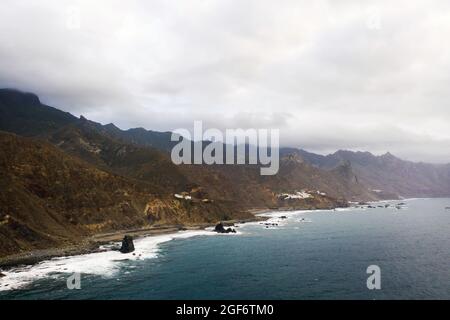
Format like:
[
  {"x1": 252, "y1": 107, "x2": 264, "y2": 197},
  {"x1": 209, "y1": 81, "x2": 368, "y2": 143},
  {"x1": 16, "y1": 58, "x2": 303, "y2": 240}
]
[{"x1": 278, "y1": 190, "x2": 327, "y2": 200}]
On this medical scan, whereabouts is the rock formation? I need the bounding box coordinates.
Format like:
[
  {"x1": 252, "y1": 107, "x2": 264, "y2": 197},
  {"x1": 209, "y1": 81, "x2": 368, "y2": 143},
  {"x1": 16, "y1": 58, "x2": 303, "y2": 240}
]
[
  {"x1": 119, "y1": 235, "x2": 135, "y2": 253},
  {"x1": 214, "y1": 223, "x2": 236, "y2": 234}
]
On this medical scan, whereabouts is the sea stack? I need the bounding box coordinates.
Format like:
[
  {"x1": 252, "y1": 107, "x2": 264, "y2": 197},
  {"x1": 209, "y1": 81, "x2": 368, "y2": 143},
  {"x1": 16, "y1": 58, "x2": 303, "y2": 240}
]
[
  {"x1": 119, "y1": 235, "x2": 135, "y2": 253},
  {"x1": 214, "y1": 222, "x2": 236, "y2": 234}
]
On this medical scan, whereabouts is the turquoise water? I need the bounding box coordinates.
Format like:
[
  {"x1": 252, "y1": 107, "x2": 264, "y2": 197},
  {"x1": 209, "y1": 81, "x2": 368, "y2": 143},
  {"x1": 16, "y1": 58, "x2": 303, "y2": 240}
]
[{"x1": 1, "y1": 198, "x2": 449, "y2": 300}]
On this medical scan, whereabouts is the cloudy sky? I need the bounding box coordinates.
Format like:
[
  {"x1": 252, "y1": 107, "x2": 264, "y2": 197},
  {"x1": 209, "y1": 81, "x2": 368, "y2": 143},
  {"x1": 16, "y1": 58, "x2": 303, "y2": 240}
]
[{"x1": 1, "y1": 0, "x2": 450, "y2": 162}]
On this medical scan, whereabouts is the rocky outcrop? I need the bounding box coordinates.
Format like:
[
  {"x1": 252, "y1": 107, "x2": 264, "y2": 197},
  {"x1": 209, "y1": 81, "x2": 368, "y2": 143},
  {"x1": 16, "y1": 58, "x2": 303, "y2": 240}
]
[
  {"x1": 119, "y1": 235, "x2": 135, "y2": 253},
  {"x1": 214, "y1": 223, "x2": 236, "y2": 234}
]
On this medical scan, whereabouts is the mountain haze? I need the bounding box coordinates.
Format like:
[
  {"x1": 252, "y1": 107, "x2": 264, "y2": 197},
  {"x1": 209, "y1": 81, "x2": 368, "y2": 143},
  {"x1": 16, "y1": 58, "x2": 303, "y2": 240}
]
[{"x1": 294, "y1": 149, "x2": 450, "y2": 199}]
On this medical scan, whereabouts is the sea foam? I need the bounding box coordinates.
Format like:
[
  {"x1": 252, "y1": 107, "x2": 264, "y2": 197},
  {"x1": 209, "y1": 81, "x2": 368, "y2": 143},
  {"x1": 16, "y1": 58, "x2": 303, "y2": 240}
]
[{"x1": 0, "y1": 229, "x2": 214, "y2": 291}]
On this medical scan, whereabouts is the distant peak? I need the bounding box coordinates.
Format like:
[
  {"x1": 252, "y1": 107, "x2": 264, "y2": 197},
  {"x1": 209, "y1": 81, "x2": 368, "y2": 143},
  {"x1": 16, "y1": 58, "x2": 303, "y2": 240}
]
[
  {"x1": 334, "y1": 149, "x2": 372, "y2": 156},
  {"x1": 334, "y1": 149, "x2": 353, "y2": 156},
  {"x1": 128, "y1": 127, "x2": 147, "y2": 133},
  {"x1": 104, "y1": 123, "x2": 119, "y2": 130},
  {"x1": 0, "y1": 88, "x2": 41, "y2": 105},
  {"x1": 0, "y1": 88, "x2": 35, "y2": 95},
  {"x1": 381, "y1": 152, "x2": 397, "y2": 160}
]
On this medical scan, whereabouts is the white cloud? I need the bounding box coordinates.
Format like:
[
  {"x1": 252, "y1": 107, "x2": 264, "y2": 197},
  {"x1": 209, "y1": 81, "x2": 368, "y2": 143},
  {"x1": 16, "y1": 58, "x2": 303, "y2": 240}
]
[{"x1": 1, "y1": 0, "x2": 450, "y2": 162}]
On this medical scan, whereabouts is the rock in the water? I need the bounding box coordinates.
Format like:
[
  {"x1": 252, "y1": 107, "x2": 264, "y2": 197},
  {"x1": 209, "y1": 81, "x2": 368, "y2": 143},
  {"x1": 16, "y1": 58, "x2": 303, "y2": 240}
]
[
  {"x1": 0, "y1": 272, "x2": 5, "y2": 278},
  {"x1": 214, "y1": 223, "x2": 236, "y2": 234},
  {"x1": 119, "y1": 235, "x2": 135, "y2": 253},
  {"x1": 214, "y1": 222, "x2": 226, "y2": 233},
  {"x1": 226, "y1": 227, "x2": 237, "y2": 234}
]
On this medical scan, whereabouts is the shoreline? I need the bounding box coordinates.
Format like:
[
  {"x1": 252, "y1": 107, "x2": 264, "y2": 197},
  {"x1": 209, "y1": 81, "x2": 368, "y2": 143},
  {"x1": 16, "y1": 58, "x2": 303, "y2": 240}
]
[
  {"x1": 0, "y1": 201, "x2": 370, "y2": 270},
  {"x1": 0, "y1": 200, "x2": 421, "y2": 291},
  {"x1": 0, "y1": 216, "x2": 268, "y2": 270}
]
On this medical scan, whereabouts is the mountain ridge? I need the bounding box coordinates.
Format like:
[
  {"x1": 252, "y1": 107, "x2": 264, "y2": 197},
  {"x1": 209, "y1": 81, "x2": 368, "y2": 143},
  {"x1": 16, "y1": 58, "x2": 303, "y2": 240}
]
[
  {"x1": 1, "y1": 88, "x2": 365, "y2": 258},
  {"x1": 3, "y1": 88, "x2": 447, "y2": 167},
  {"x1": 293, "y1": 148, "x2": 450, "y2": 198},
  {"x1": 1, "y1": 88, "x2": 450, "y2": 258}
]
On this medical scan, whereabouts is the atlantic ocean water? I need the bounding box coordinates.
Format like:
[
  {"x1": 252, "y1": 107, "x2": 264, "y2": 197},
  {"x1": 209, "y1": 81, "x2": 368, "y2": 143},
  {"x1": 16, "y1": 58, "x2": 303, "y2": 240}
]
[{"x1": 1, "y1": 198, "x2": 449, "y2": 300}]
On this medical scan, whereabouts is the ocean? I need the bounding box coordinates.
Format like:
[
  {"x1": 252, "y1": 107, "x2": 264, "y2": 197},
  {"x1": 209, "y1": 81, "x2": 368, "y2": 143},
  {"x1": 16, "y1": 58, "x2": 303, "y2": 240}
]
[{"x1": 0, "y1": 198, "x2": 449, "y2": 300}]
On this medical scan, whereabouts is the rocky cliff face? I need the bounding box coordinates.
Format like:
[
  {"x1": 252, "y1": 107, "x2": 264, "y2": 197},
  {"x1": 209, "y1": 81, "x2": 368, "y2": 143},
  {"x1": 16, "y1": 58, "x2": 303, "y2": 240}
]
[{"x1": 0, "y1": 132, "x2": 248, "y2": 257}]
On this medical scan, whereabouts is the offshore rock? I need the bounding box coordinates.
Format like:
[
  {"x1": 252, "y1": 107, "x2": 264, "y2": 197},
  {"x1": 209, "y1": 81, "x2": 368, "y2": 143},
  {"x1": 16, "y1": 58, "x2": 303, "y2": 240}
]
[
  {"x1": 119, "y1": 235, "x2": 135, "y2": 253},
  {"x1": 214, "y1": 223, "x2": 236, "y2": 234}
]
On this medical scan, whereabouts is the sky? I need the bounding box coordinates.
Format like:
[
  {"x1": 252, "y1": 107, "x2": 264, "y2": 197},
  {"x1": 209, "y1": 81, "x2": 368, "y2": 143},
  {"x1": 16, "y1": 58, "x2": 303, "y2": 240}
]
[{"x1": 1, "y1": 0, "x2": 450, "y2": 163}]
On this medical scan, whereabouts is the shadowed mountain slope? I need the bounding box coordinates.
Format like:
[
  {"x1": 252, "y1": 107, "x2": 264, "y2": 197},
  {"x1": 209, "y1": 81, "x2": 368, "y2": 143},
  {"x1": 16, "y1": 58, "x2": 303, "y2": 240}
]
[{"x1": 0, "y1": 89, "x2": 77, "y2": 137}]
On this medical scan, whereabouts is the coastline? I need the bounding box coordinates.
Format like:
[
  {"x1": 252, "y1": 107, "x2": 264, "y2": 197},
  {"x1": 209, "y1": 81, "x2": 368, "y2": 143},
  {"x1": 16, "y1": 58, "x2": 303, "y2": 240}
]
[
  {"x1": 0, "y1": 199, "x2": 396, "y2": 270},
  {"x1": 1, "y1": 198, "x2": 448, "y2": 298},
  {"x1": 0, "y1": 213, "x2": 275, "y2": 292},
  {"x1": 0, "y1": 216, "x2": 268, "y2": 270},
  {"x1": 0, "y1": 199, "x2": 424, "y2": 292},
  {"x1": 0, "y1": 203, "x2": 356, "y2": 291}
]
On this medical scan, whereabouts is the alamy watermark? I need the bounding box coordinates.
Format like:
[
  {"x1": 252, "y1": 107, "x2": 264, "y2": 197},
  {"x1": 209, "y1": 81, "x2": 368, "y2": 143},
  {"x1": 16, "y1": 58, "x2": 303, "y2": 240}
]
[
  {"x1": 67, "y1": 272, "x2": 81, "y2": 290},
  {"x1": 171, "y1": 121, "x2": 280, "y2": 175},
  {"x1": 366, "y1": 265, "x2": 381, "y2": 290}
]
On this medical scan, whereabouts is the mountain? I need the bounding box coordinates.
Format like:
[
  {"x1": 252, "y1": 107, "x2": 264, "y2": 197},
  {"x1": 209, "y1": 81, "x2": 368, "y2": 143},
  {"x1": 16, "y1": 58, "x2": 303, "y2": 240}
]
[
  {"x1": 0, "y1": 89, "x2": 77, "y2": 137},
  {"x1": 108, "y1": 127, "x2": 177, "y2": 153},
  {"x1": 0, "y1": 89, "x2": 362, "y2": 258},
  {"x1": 2, "y1": 88, "x2": 449, "y2": 258},
  {"x1": 72, "y1": 117, "x2": 178, "y2": 153},
  {"x1": 3, "y1": 88, "x2": 449, "y2": 203},
  {"x1": 0, "y1": 131, "x2": 249, "y2": 257},
  {"x1": 45, "y1": 119, "x2": 361, "y2": 208},
  {"x1": 0, "y1": 89, "x2": 372, "y2": 200},
  {"x1": 47, "y1": 118, "x2": 191, "y2": 194},
  {"x1": 294, "y1": 149, "x2": 450, "y2": 198}
]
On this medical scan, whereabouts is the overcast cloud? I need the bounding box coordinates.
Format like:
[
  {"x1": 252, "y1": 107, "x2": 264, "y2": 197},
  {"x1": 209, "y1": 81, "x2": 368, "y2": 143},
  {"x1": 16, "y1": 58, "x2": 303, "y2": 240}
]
[{"x1": 1, "y1": 0, "x2": 450, "y2": 162}]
